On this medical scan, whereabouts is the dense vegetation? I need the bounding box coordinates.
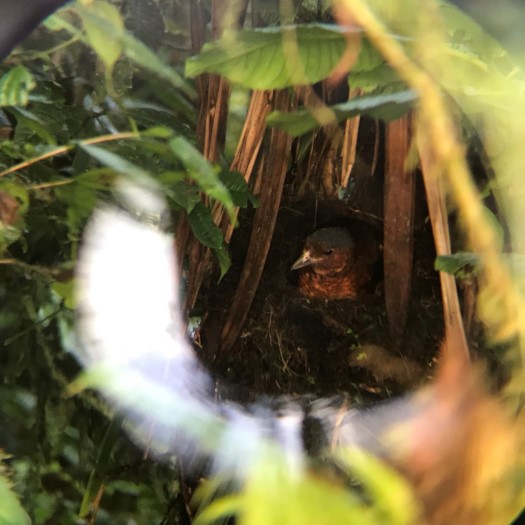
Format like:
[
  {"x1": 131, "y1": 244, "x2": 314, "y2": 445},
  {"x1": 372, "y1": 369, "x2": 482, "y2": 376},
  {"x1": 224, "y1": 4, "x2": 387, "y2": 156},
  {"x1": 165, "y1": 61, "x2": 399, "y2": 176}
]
[{"x1": 1, "y1": 0, "x2": 524, "y2": 524}]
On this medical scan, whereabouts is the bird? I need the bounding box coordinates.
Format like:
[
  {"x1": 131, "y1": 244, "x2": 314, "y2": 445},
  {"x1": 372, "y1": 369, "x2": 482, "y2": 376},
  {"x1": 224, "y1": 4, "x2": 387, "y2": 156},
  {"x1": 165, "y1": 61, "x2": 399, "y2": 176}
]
[{"x1": 291, "y1": 224, "x2": 379, "y2": 300}]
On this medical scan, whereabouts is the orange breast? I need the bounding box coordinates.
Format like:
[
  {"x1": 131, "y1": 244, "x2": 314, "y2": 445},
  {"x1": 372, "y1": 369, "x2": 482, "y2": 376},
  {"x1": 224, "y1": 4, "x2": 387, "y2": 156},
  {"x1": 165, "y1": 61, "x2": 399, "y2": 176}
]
[{"x1": 298, "y1": 269, "x2": 361, "y2": 300}]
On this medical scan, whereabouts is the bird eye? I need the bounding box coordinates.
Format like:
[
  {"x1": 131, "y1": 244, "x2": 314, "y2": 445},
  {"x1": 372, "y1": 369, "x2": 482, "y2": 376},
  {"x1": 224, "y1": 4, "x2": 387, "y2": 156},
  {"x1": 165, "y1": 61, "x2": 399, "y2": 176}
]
[{"x1": 323, "y1": 249, "x2": 334, "y2": 256}]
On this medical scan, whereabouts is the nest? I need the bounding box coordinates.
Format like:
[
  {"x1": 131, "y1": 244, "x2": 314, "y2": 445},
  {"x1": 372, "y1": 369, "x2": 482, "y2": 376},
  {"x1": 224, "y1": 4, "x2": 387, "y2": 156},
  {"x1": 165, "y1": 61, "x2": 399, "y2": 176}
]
[{"x1": 198, "y1": 196, "x2": 444, "y2": 406}]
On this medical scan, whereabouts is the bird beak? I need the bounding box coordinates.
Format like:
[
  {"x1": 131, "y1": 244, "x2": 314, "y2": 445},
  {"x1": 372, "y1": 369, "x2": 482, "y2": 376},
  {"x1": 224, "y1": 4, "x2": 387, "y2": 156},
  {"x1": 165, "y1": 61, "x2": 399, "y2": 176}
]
[{"x1": 291, "y1": 250, "x2": 313, "y2": 270}]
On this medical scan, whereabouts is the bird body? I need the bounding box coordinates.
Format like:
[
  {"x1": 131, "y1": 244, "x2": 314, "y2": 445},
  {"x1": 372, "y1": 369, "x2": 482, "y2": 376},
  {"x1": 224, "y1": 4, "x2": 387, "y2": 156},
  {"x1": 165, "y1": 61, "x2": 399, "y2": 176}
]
[{"x1": 291, "y1": 225, "x2": 379, "y2": 299}]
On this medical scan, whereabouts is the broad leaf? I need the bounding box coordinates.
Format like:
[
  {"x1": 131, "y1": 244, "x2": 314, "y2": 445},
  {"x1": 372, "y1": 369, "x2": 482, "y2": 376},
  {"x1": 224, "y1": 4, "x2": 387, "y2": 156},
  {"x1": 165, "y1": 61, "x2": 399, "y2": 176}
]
[
  {"x1": 79, "y1": 0, "x2": 124, "y2": 68},
  {"x1": 186, "y1": 24, "x2": 350, "y2": 89},
  {"x1": 267, "y1": 90, "x2": 416, "y2": 136}
]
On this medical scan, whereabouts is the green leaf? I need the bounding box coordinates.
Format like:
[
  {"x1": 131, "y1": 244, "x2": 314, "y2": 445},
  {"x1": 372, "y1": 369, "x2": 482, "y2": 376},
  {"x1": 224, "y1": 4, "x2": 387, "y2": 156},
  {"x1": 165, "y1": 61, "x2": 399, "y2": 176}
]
[
  {"x1": 341, "y1": 448, "x2": 420, "y2": 525},
  {"x1": 0, "y1": 181, "x2": 29, "y2": 215},
  {"x1": 0, "y1": 475, "x2": 30, "y2": 525},
  {"x1": 169, "y1": 137, "x2": 234, "y2": 219},
  {"x1": 434, "y1": 252, "x2": 480, "y2": 278},
  {"x1": 43, "y1": 12, "x2": 78, "y2": 32},
  {"x1": 219, "y1": 171, "x2": 251, "y2": 208},
  {"x1": 267, "y1": 90, "x2": 416, "y2": 137},
  {"x1": 79, "y1": 0, "x2": 124, "y2": 68},
  {"x1": 186, "y1": 24, "x2": 349, "y2": 89},
  {"x1": 55, "y1": 183, "x2": 98, "y2": 236},
  {"x1": 167, "y1": 181, "x2": 201, "y2": 213},
  {"x1": 52, "y1": 279, "x2": 76, "y2": 310},
  {"x1": 74, "y1": 168, "x2": 117, "y2": 190},
  {"x1": 0, "y1": 182, "x2": 29, "y2": 254},
  {"x1": 80, "y1": 143, "x2": 149, "y2": 180},
  {"x1": 188, "y1": 202, "x2": 223, "y2": 249},
  {"x1": 141, "y1": 126, "x2": 174, "y2": 139},
  {"x1": 70, "y1": 5, "x2": 194, "y2": 99},
  {"x1": 349, "y1": 64, "x2": 404, "y2": 94},
  {"x1": 234, "y1": 458, "x2": 373, "y2": 525},
  {"x1": 54, "y1": 6, "x2": 193, "y2": 100},
  {"x1": 186, "y1": 25, "x2": 409, "y2": 90},
  {"x1": 121, "y1": 31, "x2": 193, "y2": 97},
  {"x1": 194, "y1": 493, "x2": 241, "y2": 525},
  {"x1": 352, "y1": 37, "x2": 387, "y2": 72},
  {"x1": 9, "y1": 107, "x2": 57, "y2": 144},
  {"x1": 0, "y1": 66, "x2": 36, "y2": 107},
  {"x1": 215, "y1": 243, "x2": 232, "y2": 281}
]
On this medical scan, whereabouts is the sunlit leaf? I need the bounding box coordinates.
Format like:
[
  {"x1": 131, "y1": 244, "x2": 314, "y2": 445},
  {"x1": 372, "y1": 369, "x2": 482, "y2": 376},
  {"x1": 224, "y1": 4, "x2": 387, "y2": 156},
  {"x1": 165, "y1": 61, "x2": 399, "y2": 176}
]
[
  {"x1": 186, "y1": 24, "x2": 350, "y2": 89},
  {"x1": 79, "y1": 0, "x2": 124, "y2": 68},
  {"x1": 341, "y1": 448, "x2": 421, "y2": 525},
  {"x1": 237, "y1": 458, "x2": 373, "y2": 525},
  {"x1": 52, "y1": 279, "x2": 76, "y2": 310},
  {"x1": 194, "y1": 493, "x2": 241, "y2": 525},
  {"x1": 0, "y1": 66, "x2": 36, "y2": 107},
  {"x1": 141, "y1": 126, "x2": 174, "y2": 139},
  {"x1": 0, "y1": 476, "x2": 30, "y2": 525}
]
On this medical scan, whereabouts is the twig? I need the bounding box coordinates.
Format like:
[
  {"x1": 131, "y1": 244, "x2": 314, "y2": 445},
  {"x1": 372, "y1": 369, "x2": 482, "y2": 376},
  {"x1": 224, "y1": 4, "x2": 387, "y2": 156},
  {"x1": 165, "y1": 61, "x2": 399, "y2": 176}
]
[{"x1": 0, "y1": 131, "x2": 139, "y2": 178}]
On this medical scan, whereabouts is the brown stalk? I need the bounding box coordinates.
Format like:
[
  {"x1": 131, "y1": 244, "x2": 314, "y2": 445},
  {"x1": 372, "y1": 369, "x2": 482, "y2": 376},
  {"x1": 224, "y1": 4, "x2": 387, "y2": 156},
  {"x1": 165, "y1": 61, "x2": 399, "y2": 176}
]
[
  {"x1": 217, "y1": 90, "x2": 273, "y2": 243},
  {"x1": 183, "y1": 0, "x2": 235, "y2": 312},
  {"x1": 296, "y1": 83, "x2": 343, "y2": 197},
  {"x1": 383, "y1": 114, "x2": 415, "y2": 342},
  {"x1": 418, "y1": 129, "x2": 469, "y2": 363},
  {"x1": 220, "y1": 89, "x2": 294, "y2": 352},
  {"x1": 340, "y1": 88, "x2": 362, "y2": 189}
]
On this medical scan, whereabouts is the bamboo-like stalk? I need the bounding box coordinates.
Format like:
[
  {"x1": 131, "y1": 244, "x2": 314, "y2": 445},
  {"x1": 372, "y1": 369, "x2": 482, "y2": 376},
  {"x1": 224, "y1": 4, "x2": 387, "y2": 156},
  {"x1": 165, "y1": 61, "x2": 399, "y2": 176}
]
[
  {"x1": 218, "y1": 90, "x2": 273, "y2": 243},
  {"x1": 334, "y1": 0, "x2": 518, "y2": 352},
  {"x1": 341, "y1": 89, "x2": 361, "y2": 189},
  {"x1": 221, "y1": 89, "x2": 294, "y2": 352},
  {"x1": 418, "y1": 130, "x2": 469, "y2": 359},
  {"x1": 384, "y1": 114, "x2": 417, "y2": 343}
]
